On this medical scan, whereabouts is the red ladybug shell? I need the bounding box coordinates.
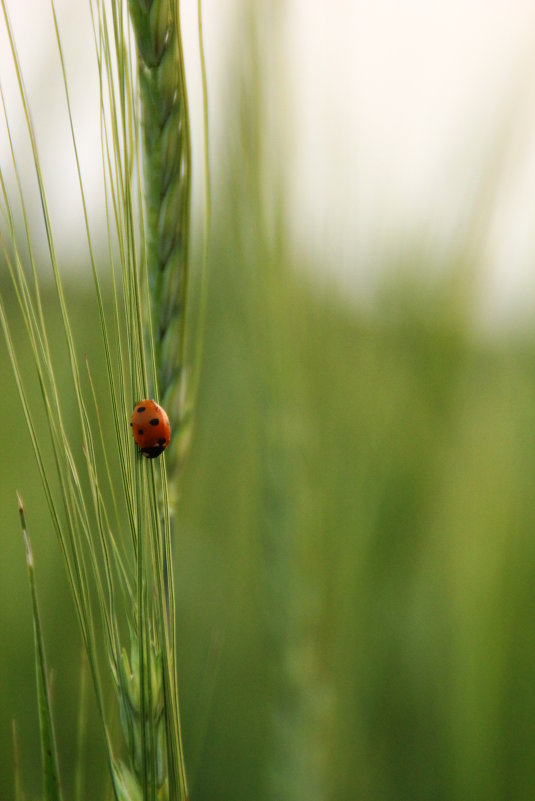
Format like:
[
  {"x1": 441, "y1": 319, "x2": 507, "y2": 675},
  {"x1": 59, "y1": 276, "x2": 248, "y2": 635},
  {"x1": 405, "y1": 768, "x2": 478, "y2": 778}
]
[{"x1": 130, "y1": 400, "x2": 171, "y2": 458}]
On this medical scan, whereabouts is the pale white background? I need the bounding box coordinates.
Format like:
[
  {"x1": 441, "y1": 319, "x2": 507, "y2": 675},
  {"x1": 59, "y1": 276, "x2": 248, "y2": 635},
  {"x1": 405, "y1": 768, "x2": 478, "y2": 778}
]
[{"x1": 1, "y1": 0, "x2": 535, "y2": 329}]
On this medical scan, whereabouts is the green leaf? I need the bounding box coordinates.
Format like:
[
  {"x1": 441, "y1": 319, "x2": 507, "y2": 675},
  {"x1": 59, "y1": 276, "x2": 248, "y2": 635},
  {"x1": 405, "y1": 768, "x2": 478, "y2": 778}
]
[{"x1": 18, "y1": 495, "x2": 64, "y2": 801}]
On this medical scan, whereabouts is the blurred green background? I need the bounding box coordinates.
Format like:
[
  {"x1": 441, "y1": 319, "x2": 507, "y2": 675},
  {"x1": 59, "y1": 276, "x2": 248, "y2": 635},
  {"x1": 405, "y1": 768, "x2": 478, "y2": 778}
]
[{"x1": 3, "y1": 4, "x2": 535, "y2": 801}]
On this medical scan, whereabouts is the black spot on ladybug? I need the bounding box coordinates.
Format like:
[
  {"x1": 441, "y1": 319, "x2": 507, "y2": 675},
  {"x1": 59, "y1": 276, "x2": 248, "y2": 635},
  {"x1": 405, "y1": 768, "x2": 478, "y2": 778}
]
[
  {"x1": 158, "y1": 437, "x2": 166, "y2": 445},
  {"x1": 137, "y1": 406, "x2": 146, "y2": 413},
  {"x1": 129, "y1": 422, "x2": 133, "y2": 427},
  {"x1": 141, "y1": 444, "x2": 165, "y2": 459},
  {"x1": 150, "y1": 418, "x2": 159, "y2": 426},
  {"x1": 138, "y1": 429, "x2": 144, "y2": 435}
]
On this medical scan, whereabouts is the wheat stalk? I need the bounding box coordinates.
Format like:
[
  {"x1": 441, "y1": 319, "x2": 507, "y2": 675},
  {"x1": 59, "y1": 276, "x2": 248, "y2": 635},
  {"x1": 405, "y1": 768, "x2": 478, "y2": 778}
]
[
  {"x1": 109, "y1": 6, "x2": 194, "y2": 795},
  {"x1": 0, "y1": 0, "x2": 206, "y2": 797}
]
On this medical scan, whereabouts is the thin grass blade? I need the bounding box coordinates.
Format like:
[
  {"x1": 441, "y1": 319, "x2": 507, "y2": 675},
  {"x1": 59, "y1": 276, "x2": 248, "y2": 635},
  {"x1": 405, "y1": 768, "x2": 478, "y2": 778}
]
[
  {"x1": 12, "y1": 720, "x2": 24, "y2": 801},
  {"x1": 74, "y1": 649, "x2": 89, "y2": 801},
  {"x1": 17, "y1": 494, "x2": 64, "y2": 801}
]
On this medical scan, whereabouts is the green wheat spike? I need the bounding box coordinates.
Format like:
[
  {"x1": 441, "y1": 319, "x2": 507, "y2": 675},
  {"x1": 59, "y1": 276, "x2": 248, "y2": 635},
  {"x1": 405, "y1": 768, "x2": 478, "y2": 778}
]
[{"x1": 128, "y1": 0, "x2": 192, "y2": 479}]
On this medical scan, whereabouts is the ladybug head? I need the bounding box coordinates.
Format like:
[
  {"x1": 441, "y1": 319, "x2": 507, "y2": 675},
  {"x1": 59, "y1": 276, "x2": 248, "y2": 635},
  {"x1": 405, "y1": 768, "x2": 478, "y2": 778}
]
[{"x1": 141, "y1": 444, "x2": 167, "y2": 459}]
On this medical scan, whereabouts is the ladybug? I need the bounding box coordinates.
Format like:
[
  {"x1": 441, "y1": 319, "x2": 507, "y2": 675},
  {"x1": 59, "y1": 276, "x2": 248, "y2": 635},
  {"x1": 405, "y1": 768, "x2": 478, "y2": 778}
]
[{"x1": 130, "y1": 399, "x2": 171, "y2": 458}]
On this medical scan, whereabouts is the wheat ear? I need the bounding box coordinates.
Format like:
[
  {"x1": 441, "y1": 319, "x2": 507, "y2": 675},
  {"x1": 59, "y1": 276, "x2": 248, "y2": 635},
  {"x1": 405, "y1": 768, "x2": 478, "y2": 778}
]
[{"x1": 128, "y1": 0, "x2": 191, "y2": 482}]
